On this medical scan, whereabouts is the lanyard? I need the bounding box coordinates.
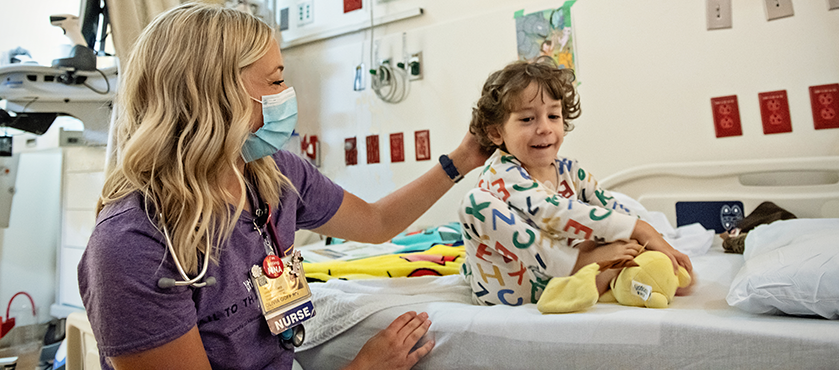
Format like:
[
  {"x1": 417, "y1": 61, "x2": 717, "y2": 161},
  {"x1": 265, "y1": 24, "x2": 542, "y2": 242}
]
[{"x1": 246, "y1": 181, "x2": 290, "y2": 258}]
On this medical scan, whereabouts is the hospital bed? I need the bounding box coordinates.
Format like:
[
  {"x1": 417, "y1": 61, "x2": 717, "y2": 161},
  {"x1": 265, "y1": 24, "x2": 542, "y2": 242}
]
[{"x1": 295, "y1": 156, "x2": 839, "y2": 369}]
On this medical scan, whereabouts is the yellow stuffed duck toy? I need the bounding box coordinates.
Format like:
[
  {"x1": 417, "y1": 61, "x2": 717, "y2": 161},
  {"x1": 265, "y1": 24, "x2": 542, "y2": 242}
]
[{"x1": 537, "y1": 250, "x2": 691, "y2": 313}]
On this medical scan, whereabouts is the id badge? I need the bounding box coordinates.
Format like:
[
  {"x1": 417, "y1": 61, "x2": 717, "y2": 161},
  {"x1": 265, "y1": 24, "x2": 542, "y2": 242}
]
[{"x1": 250, "y1": 250, "x2": 315, "y2": 335}]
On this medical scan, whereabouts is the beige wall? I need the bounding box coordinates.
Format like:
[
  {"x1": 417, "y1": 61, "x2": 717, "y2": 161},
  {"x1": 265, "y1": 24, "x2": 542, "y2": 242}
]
[{"x1": 279, "y1": 0, "x2": 839, "y2": 231}]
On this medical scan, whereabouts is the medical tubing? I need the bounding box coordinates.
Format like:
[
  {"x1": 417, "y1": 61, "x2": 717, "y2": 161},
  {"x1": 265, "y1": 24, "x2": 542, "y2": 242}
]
[
  {"x1": 5, "y1": 291, "x2": 36, "y2": 320},
  {"x1": 82, "y1": 68, "x2": 111, "y2": 95},
  {"x1": 371, "y1": 62, "x2": 409, "y2": 104}
]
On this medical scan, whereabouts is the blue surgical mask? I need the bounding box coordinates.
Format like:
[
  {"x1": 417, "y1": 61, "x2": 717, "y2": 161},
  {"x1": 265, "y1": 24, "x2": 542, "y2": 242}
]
[{"x1": 242, "y1": 87, "x2": 298, "y2": 162}]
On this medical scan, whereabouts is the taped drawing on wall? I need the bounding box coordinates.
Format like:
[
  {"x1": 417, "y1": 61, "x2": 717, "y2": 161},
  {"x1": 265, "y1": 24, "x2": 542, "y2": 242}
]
[{"x1": 514, "y1": 1, "x2": 577, "y2": 71}]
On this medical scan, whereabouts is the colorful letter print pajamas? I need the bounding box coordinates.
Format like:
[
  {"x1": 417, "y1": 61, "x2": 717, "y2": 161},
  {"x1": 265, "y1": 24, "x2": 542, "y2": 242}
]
[{"x1": 459, "y1": 150, "x2": 638, "y2": 306}]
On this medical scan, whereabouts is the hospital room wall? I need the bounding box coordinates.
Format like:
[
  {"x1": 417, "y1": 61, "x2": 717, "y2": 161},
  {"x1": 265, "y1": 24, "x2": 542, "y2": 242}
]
[{"x1": 280, "y1": 0, "x2": 839, "y2": 231}]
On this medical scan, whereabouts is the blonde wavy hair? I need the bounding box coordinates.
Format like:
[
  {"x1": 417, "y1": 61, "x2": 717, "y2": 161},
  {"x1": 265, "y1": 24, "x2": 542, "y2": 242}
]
[{"x1": 98, "y1": 2, "x2": 289, "y2": 274}]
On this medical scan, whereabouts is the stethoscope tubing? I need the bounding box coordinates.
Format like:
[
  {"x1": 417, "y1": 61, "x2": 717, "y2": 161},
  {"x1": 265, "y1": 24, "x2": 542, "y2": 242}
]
[{"x1": 157, "y1": 220, "x2": 214, "y2": 289}]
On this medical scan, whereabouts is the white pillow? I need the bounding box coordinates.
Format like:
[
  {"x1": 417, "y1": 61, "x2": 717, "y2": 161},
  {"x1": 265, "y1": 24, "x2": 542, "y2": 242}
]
[{"x1": 726, "y1": 219, "x2": 839, "y2": 319}]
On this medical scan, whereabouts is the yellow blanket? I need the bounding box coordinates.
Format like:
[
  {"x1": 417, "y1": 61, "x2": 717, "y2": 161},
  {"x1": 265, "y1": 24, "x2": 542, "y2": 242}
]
[{"x1": 304, "y1": 244, "x2": 465, "y2": 282}]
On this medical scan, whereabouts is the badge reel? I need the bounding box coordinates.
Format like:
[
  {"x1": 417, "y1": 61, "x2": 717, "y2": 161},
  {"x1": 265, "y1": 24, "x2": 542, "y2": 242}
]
[{"x1": 250, "y1": 249, "x2": 314, "y2": 349}]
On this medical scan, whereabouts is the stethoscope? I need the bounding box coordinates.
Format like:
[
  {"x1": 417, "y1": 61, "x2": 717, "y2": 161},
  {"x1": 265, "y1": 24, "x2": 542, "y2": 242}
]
[
  {"x1": 155, "y1": 182, "x2": 271, "y2": 289},
  {"x1": 157, "y1": 222, "x2": 216, "y2": 289},
  {"x1": 154, "y1": 184, "x2": 306, "y2": 348}
]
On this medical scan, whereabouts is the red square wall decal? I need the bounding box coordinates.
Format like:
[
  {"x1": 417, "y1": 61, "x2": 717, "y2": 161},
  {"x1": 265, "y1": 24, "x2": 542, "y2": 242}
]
[
  {"x1": 758, "y1": 90, "x2": 792, "y2": 135},
  {"x1": 710, "y1": 95, "x2": 743, "y2": 138}
]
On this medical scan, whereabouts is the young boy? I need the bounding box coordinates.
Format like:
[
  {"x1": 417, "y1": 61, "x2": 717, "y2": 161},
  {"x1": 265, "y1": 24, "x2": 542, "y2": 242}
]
[{"x1": 459, "y1": 57, "x2": 692, "y2": 306}]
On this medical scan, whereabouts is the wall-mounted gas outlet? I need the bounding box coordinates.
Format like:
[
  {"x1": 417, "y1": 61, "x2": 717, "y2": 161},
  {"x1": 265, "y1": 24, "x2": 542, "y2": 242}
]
[
  {"x1": 407, "y1": 52, "x2": 423, "y2": 80},
  {"x1": 396, "y1": 52, "x2": 423, "y2": 80},
  {"x1": 297, "y1": 0, "x2": 314, "y2": 26},
  {"x1": 706, "y1": 0, "x2": 732, "y2": 30},
  {"x1": 764, "y1": 0, "x2": 794, "y2": 21}
]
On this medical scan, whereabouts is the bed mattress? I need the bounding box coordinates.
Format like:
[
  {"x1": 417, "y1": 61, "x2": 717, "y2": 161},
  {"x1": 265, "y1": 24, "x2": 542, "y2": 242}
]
[{"x1": 295, "y1": 240, "x2": 839, "y2": 369}]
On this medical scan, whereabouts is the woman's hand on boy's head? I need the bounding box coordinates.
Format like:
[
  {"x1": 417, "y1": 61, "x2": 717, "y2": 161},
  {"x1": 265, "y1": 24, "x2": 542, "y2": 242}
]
[{"x1": 449, "y1": 131, "x2": 493, "y2": 175}]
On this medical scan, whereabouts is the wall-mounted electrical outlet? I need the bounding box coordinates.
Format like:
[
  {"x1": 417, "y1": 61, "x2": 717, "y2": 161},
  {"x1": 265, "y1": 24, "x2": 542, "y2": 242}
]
[
  {"x1": 706, "y1": 0, "x2": 732, "y2": 30},
  {"x1": 366, "y1": 135, "x2": 380, "y2": 164},
  {"x1": 764, "y1": 0, "x2": 794, "y2": 21},
  {"x1": 758, "y1": 90, "x2": 792, "y2": 134},
  {"x1": 390, "y1": 133, "x2": 405, "y2": 162},
  {"x1": 829, "y1": 0, "x2": 839, "y2": 11},
  {"x1": 710, "y1": 95, "x2": 743, "y2": 138},
  {"x1": 414, "y1": 130, "x2": 431, "y2": 161},
  {"x1": 297, "y1": 0, "x2": 314, "y2": 26},
  {"x1": 345, "y1": 137, "x2": 357, "y2": 165},
  {"x1": 810, "y1": 84, "x2": 839, "y2": 130}
]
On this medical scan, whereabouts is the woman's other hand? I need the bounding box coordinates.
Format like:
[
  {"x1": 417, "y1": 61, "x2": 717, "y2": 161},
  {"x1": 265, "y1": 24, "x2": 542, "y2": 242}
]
[{"x1": 344, "y1": 311, "x2": 435, "y2": 370}]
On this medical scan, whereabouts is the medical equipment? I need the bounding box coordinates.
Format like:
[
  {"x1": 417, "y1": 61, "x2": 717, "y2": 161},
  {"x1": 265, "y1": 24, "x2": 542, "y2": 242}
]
[
  {"x1": 0, "y1": 11, "x2": 116, "y2": 145},
  {"x1": 49, "y1": 14, "x2": 87, "y2": 47},
  {"x1": 1, "y1": 291, "x2": 36, "y2": 340},
  {"x1": 156, "y1": 224, "x2": 217, "y2": 289},
  {"x1": 280, "y1": 324, "x2": 305, "y2": 349}
]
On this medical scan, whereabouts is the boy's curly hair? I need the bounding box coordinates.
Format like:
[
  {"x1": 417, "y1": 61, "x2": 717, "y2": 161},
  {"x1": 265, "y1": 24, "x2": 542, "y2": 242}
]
[{"x1": 469, "y1": 56, "x2": 580, "y2": 151}]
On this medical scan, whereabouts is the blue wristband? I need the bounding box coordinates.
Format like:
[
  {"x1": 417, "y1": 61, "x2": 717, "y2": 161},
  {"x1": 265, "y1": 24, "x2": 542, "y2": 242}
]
[{"x1": 439, "y1": 154, "x2": 463, "y2": 183}]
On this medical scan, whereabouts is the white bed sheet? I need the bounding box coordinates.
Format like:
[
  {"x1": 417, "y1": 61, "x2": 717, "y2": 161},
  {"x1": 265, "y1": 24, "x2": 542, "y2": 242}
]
[{"x1": 296, "y1": 241, "x2": 839, "y2": 369}]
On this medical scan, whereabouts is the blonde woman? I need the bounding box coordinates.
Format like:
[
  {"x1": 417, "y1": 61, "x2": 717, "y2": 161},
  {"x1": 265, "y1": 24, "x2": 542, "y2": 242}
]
[{"x1": 78, "y1": 3, "x2": 488, "y2": 370}]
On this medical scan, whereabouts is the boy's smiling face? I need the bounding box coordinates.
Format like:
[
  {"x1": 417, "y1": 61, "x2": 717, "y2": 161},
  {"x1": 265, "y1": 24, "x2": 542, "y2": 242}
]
[{"x1": 489, "y1": 81, "x2": 565, "y2": 181}]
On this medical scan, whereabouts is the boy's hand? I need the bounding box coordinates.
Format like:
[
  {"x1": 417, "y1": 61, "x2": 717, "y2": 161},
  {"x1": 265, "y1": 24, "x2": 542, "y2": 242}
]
[
  {"x1": 573, "y1": 240, "x2": 643, "y2": 274},
  {"x1": 631, "y1": 220, "x2": 693, "y2": 274}
]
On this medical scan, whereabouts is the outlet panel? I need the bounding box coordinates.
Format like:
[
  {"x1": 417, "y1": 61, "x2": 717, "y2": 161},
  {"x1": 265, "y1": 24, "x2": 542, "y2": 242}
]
[
  {"x1": 345, "y1": 137, "x2": 357, "y2": 166},
  {"x1": 301, "y1": 134, "x2": 320, "y2": 167},
  {"x1": 344, "y1": 0, "x2": 362, "y2": 13},
  {"x1": 711, "y1": 95, "x2": 743, "y2": 138},
  {"x1": 758, "y1": 90, "x2": 792, "y2": 134},
  {"x1": 414, "y1": 130, "x2": 431, "y2": 161},
  {"x1": 830, "y1": 0, "x2": 839, "y2": 11},
  {"x1": 764, "y1": 0, "x2": 794, "y2": 21},
  {"x1": 706, "y1": 0, "x2": 732, "y2": 30},
  {"x1": 408, "y1": 52, "x2": 423, "y2": 80},
  {"x1": 366, "y1": 135, "x2": 380, "y2": 164},
  {"x1": 279, "y1": 7, "x2": 289, "y2": 31},
  {"x1": 810, "y1": 83, "x2": 839, "y2": 130},
  {"x1": 390, "y1": 133, "x2": 405, "y2": 162},
  {"x1": 297, "y1": 0, "x2": 314, "y2": 26}
]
